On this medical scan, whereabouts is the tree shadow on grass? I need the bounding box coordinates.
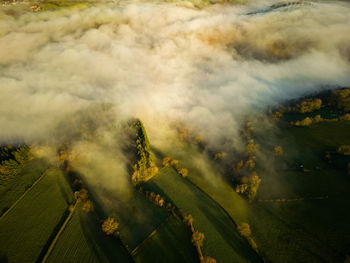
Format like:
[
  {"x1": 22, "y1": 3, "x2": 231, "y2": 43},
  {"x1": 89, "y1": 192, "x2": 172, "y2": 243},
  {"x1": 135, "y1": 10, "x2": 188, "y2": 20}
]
[
  {"x1": 197, "y1": 200, "x2": 262, "y2": 263},
  {"x1": 79, "y1": 211, "x2": 134, "y2": 263}
]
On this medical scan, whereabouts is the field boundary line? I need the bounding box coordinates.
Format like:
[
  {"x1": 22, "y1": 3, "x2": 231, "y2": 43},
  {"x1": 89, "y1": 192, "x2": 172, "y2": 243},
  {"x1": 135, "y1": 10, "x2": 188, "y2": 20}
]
[
  {"x1": 0, "y1": 167, "x2": 52, "y2": 220},
  {"x1": 41, "y1": 202, "x2": 77, "y2": 263},
  {"x1": 131, "y1": 215, "x2": 171, "y2": 256}
]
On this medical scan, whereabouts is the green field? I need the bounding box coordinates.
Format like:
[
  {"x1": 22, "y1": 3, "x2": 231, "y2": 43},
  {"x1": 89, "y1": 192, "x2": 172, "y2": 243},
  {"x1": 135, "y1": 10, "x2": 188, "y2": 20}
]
[
  {"x1": 0, "y1": 169, "x2": 73, "y2": 263},
  {"x1": 0, "y1": 158, "x2": 49, "y2": 216},
  {"x1": 158, "y1": 114, "x2": 350, "y2": 262},
  {"x1": 143, "y1": 167, "x2": 261, "y2": 263},
  {"x1": 47, "y1": 205, "x2": 133, "y2": 263},
  {"x1": 88, "y1": 183, "x2": 169, "y2": 251},
  {"x1": 133, "y1": 216, "x2": 198, "y2": 263},
  {"x1": 245, "y1": 118, "x2": 350, "y2": 262}
]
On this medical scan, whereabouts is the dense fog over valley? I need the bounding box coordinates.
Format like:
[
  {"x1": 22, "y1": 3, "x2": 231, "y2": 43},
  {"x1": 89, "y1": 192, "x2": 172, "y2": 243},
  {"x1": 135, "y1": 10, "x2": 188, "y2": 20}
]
[
  {"x1": 1, "y1": 0, "x2": 350, "y2": 145},
  {"x1": 1, "y1": 2, "x2": 350, "y2": 263}
]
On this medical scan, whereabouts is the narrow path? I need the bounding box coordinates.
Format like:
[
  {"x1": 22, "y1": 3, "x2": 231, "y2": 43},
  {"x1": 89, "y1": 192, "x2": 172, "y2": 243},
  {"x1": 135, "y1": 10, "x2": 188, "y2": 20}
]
[
  {"x1": 41, "y1": 202, "x2": 78, "y2": 263},
  {"x1": 0, "y1": 167, "x2": 51, "y2": 220}
]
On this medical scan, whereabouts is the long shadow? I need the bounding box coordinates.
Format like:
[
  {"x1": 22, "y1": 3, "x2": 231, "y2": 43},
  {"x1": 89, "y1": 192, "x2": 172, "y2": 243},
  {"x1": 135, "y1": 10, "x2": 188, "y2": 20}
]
[
  {"x1": 80, "y1": 210, "x2": 135, "y2": 263},
  {"x1": 181, "y1": 176, "x2": 263, "y2": 262},
  {"x1": 198, "y1": 200, "x2": 262, "y2": 263}
]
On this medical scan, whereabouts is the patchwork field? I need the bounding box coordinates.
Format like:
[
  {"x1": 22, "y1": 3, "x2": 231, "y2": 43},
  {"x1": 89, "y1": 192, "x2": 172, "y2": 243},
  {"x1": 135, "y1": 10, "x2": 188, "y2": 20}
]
[
  {"x1": 0, "y1": 169, "x2": 73, "y2": 263},
  {"x1": 89, "y1": 184, "x2": 169, "y2": 251},
  {"x1": 0, "y1": 158, "x2": 49, "y2": 216},
  {"x1": 46, "y1": 205, "x2": 133, "y2": 263}
]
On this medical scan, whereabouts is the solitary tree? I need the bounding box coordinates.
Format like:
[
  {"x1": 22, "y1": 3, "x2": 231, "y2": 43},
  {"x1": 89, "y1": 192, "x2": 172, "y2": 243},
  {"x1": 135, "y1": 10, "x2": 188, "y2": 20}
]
[{"x1": 102, "y1": 217, "x2": 119, "y2": 236}]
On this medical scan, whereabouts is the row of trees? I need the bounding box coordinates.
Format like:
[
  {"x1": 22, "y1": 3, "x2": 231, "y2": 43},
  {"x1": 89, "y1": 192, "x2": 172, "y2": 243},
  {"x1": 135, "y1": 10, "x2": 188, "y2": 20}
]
[
  {"x1": 291, "y1": 113, "x2": 350, "y2": 127},
  {"x1": 162, "y1": 157, "x2": 189, "y2": 178},
  {"x1": 181, "y1": 212, "x2": 216, "y2": 263},
  {"x1": 293, "y1": 98, "x2": 322, "y2": 113},
  {"x1": 234, "y1": 136, "x2": 262, "y2": 201},
  {"x1": 130, "y1": 120, "x2": 159, "y2": 184}
]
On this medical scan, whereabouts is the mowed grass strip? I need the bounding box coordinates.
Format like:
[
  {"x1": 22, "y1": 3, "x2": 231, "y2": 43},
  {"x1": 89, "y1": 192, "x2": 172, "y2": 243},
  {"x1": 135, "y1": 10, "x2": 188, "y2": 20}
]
[
  {"x1": 143, "y1": 168, "x2": 261, "y2": 263},
  {"x1": 133, "y1": 216, "x2": 198, "y2": 263},
  {"x1": 46, "y1": 205, "x2": 134, "y2": 263},
  {"x1": 0, "y1": 158, "x2": 49, "y2": 216},
  {"x1": 0, "y1": 169, "x2": 73, "y2": 263}
]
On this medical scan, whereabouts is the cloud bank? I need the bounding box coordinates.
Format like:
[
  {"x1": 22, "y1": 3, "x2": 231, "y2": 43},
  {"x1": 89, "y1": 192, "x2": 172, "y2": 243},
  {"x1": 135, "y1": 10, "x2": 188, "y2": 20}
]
[{"x1": 0, "y1": 0, "x2": 350, "y2": 146}]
